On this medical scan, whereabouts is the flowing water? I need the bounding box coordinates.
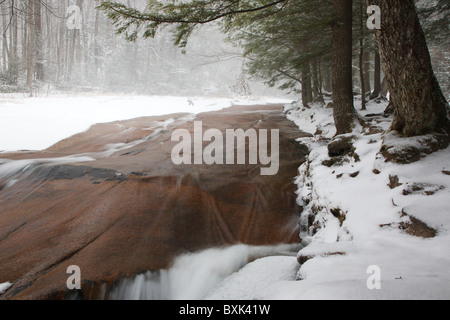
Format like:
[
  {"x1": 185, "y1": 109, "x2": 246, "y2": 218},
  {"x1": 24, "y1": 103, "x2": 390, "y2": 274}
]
[{"x1": 107, "y1": 243, "x2": 301, "y2": 300}]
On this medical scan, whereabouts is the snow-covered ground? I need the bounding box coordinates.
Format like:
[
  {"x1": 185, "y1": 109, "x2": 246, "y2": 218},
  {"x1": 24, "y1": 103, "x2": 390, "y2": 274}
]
[
  {"x1": 0, "y1": 94, "x2": 292, "y2": 152},
  {"x1": 204, "y1": 99, "x2": 450, "y2": 300}
]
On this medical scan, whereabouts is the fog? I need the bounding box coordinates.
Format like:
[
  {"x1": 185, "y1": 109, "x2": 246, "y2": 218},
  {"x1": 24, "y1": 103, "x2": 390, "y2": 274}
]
[{"x1": 0, "y1": 0, "x2": 291, "y2": 99}]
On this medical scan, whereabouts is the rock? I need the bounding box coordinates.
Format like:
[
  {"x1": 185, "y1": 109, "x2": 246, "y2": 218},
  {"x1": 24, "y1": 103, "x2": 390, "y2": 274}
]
[
  {"x1": 297, "y1": 255, "x2": 313, "y2": 265},
  {"x1": 399, "y1": 211, "x2": 437, "y2": 238},
  {"x1": 322, "y1": 157, "x2": 347, "y2": 168},
  {"x1": 330, "y1": 208, "x2": 346, "y2": 226},
  {"x1": 402, "y1": 183, "x2": 444, "y2": 196},
  {"x1": 380, "y1": 132, "x2": 449, "y2": 164},
  {"x1": 327, "y1": 135, "x2": 355, "y2": 157},
  {"x1": 297, "y1": 252, "x2": 346, "y2": 266},
  {"x1": 349, "y1": 171, "x2": 360, "y2": 178},
  {"x1": 388, "y1": 175, "x2": 403, "y2": 189},
  {"x1": 0, "y1": 104, "x2": 308, "y2": 300},
  {"x1": 33, "y1": 165, "x2": 128, "y2": 183}
]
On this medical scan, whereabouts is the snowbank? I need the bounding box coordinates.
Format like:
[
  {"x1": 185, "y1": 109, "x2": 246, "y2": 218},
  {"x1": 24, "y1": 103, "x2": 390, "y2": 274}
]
[
  {"x1": 207, "y1": 99, "x2": 450, "y2": 300},
  {"x1": 0, "y1": 95, "x2": 292, "y2": 152}
]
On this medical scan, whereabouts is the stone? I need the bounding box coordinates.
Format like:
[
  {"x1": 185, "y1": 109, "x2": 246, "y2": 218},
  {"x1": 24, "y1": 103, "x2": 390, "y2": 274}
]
[
  {"x1": 0, "y1": 104, "x2": 308, "y2": 300},
  {"x1": 327, "y1": 135, "x2": 355, "y2": 157},
  {"x1": 388, "y1": 175, "x2": 403, "y2": 189}
]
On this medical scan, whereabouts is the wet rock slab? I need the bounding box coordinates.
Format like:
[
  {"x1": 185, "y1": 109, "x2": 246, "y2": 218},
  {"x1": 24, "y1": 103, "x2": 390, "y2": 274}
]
[{"x1": 0, "y1": 104, "x2": 308, "y2": 300}]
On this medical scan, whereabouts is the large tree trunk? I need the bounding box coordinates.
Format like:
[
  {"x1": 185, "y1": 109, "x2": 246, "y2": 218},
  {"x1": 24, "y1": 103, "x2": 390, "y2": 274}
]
[
  {"x1": 332, "y1": 0, "x2": 358, "y2": 135},
  {"x1": 367, "y1": 0, "x2": 449, "y2": 136}
]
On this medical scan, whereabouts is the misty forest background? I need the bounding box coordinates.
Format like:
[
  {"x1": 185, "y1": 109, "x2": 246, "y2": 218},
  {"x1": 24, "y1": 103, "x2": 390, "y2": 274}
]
[
  {"x1": 0, "y1": 0, "x2": 448, "y2": 103},
  {"x1": 0, "y1": 0, "x2": 276, "y2": 97}
]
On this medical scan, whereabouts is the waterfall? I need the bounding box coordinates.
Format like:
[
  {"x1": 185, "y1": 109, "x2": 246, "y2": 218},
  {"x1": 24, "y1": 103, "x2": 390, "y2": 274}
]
[{"x1": 108, "y1": 243, "x2": 301, "y2": 300}]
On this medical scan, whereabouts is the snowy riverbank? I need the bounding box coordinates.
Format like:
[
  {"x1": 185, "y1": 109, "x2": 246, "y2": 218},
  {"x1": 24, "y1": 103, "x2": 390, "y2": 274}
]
[{"x1": 205, "y1": 99, "x2": 450, "y2": 300}]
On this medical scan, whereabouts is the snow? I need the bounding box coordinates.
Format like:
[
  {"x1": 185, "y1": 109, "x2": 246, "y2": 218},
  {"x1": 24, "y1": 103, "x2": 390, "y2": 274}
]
[
  {"x1": 205, "y1": 256, "x2": 300, "y2": 300},
  {"x1": 0, "y1": 282, "x2": 12, "y2": 295},
  {"x1": 0, "y1": 94, "x2": 292, "y2": 152},
  {"x1": 205, "y1": 98, "x2": 450, "y2": 300}
]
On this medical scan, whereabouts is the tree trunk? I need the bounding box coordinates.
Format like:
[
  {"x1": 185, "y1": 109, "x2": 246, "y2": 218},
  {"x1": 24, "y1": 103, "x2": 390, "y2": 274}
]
[
  {"x1": 323, "y1": 67, "x2": 332, "y2": 93},
  {"x1": 301, "y1": 64, "x2": 313, "y2": 108},
  {"x1": 312, "y1": 59, "x2": 325, "y2": 104},
  {"x1": 1, "y1": 6, "x2": 10, "y2": 71},
  {"x1": 359, "y1": 0, "x2": 367, "y2": 110},
  {"x1": 371, "y1": 51, "x2": 381, "y2": 99},
  {"x1": 26, "y1": 2, "x2": 34, "y2": 96},
  {"x1": 34, "y1": 0, "x2": 44, "y2": 81},
  {"x1": 306, "y1": 64, "x2": 313, "y2": 104},
  {"x1": 94, "y1": 9, "x2": 100, "y2": 79},
  {"x1": 363, "y1": 50, "x2": 371, "y2": 96},
  {"x1": 301, "y1": 65, "x2": 310, "y2": 108},
  {"x1": 367, "y1": 0, "x2": 449, "y2": 136},
  {"x1": 332, "y1": 0, "x2": 358, "y2": 135},
  {"x1": 10, "y1": 10, "x2": 18, "y2": 85}
]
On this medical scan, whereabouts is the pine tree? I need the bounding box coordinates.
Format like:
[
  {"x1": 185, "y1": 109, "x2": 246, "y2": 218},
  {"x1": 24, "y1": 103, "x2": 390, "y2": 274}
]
[{"x1": 223, "y1": 0, "x2": 332, "y2": 107}]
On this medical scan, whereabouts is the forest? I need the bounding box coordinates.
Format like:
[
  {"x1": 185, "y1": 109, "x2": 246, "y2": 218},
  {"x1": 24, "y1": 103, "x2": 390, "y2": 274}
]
[
  {"x1": 0, "y1": 0, "x2": 267, "y2": 96},
  {"x1": 1, "y1": 1, "x2": 448, "y2": 119}
]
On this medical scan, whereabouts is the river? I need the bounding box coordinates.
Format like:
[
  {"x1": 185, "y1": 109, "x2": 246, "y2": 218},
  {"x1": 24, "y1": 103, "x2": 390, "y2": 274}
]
[{"x1": 0, "y1": 104, "x2": 309, "y2": 300}]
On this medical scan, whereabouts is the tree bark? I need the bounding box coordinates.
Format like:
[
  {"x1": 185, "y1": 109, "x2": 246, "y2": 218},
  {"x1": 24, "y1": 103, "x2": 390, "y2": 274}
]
[
  {"x1": 34, "y1": 0, "x2": 44, "y2": 81},
  {"x1": 363, "y1": 50, "x2": 371, "y2": 95},
  {"x1": 371, "y1": 51, "x2": 381, "y2": 99},
  {"x1": 332, "y1": 0, "x2": 358, "y2": 135},
  {"x1": 10, "y1": 9, "x2": 18, "y2": 85},
  {"x1": 26, "y1": 2, "x2": 34, "y2": 96},
  {"x1": 367, "y1": 0, "x2": 449, "y2": 136},
  {"x1": 302, "y1": 64, "x2": 313, "y2": 108},
  {"x1": 323, "y1": 67, "x2": 332, "y2": 93},
  {"x1": 301, "y1": 65, "x2": 310, "y2": 108},
  {"x1": 312, "y1": 59, "x2": 325, "y2": 104},
  {"x1": 359, "y1": 0, "x2": 367, "y2": 110}
]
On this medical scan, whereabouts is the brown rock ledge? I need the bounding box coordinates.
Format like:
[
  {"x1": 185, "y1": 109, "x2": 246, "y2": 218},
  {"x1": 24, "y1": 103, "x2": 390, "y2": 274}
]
[{"x1": 0, "y1": 104, "x2": 309, "y2": 300}]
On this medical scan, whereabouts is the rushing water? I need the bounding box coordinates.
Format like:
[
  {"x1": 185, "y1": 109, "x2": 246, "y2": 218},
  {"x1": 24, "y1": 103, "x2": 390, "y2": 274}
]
[{"x1": 107, "y1": 243, "x2": 301, "y2": 300}]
